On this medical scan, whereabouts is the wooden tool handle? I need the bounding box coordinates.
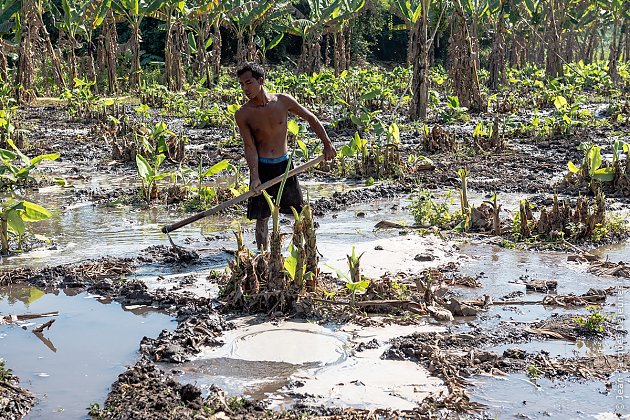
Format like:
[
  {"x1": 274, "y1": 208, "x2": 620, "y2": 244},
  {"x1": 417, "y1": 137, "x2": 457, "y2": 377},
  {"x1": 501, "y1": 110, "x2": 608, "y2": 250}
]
[{"x1": 161, "y1": 154, "x2": 325, "y2": 234}]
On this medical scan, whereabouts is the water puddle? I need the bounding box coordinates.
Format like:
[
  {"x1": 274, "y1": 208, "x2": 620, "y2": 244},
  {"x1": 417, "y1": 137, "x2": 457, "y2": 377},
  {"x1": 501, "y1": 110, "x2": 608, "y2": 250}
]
[
  {"x1": 170, "y1": 320, "x2": 446, "y2": 410},
  {"x1": 456, "y1": 241, "x2": 630, "y2": 355},
  {"x1": 470, "y1": 372, "x2": 630, "y2": 418},
  {"x1": 0, "y1": 285, "x2": 174, "y2": 419}
]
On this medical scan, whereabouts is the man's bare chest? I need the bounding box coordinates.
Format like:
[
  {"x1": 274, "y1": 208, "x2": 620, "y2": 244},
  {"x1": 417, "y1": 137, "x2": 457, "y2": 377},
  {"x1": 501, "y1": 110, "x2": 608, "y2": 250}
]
[{"x1": 246, "y1": 105, "x2": 287, "y2": 135}]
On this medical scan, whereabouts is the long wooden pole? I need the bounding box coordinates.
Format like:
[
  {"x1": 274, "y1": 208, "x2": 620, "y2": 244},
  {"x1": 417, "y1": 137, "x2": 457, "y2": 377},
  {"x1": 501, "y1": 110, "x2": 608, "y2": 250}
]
[{"x1": 161, "y1": 155, "x2": 325, "y2": 234}]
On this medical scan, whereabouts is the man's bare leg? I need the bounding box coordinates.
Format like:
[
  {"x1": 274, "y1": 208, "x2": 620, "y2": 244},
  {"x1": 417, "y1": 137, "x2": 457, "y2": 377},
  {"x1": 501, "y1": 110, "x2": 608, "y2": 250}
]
[{"x1": 255, "y1": 217, "x2": 269, "y2": 251}]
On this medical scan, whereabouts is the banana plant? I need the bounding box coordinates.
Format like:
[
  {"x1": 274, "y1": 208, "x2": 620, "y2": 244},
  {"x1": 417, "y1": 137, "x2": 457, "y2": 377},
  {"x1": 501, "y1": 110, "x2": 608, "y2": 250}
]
[
  {"x1": 112, "y1": 0, "x2": 166, "y2": 89},
  {"x1": 81, "y1": 0, "x2": 112, "y2": 88},
  {"x1": 54, "y1": 0, "x2": 88, "y2": 85},
  {"x1": 136, "y1": 153, "x2": 170, "y2": 202},
  {"x1": 567, "y1": 142, "x2": 615, "y2": 183},
  {"x1": 184, "y1": 0, "x2": 223, "y2": 85},
  {"x1": 0, "y1": 198, "x2": 51, "y2": 254},
  {"x1": 0, "y1": 139, "x2": 60, "y2": 190},
  {"x1": 285, "y1": 0, "x2": 340, "y2": 73},
  {"x1": 222, "y1": 0, "x2": 288, "y2": 65},
  {"x1": 327, "y1": 246, "x2": 368, "y2": 307}
]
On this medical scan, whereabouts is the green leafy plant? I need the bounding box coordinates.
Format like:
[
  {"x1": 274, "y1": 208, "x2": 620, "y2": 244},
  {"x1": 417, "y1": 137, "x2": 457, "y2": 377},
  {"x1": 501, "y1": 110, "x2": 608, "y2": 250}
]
[
  {"x1": 410, "y1": 188, "x2": 455, "y2": 228},
  {"x1": 526, "y1": 364, "x2": 541, "y2": 380},
  {"x1": 328, "y1": 246, "x2": 369, "y2": 307},
  {"x1": 573, "y1": 305, "x2": 613, "y2": 333},
  {"x1": 0, "y1": 199, "x2": 52, "y2": 254},
  {"x1": 0, "y1": 139, "x2": 60, "y2": 190},
  {"x1": 439, "y1": 96, "x2": 470, "y2": 123},
  {"x1": 136, "y1": 153, "x2": 171, "y2": 203},
  {"x1": 60, "y1": 78, "x2": 99, "y2": 118},
  {"x1": 567, "y1": 142, "x2": 615, "y2": 183},
  {"x1": 0, "y1": 359, "x2": 12, "y2": 382}
]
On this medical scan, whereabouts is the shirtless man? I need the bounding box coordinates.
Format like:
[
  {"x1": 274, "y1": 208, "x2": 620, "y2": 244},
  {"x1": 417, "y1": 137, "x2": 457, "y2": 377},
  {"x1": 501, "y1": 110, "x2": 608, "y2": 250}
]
[{"x1": 234, "y1": 63, "x2": 336, "y2": 251}]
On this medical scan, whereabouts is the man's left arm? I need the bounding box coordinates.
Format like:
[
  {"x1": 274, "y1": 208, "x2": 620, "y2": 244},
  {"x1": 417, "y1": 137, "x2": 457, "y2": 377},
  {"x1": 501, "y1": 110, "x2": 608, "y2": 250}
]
[{"x1": 283, "y1": 94, "x2": 336, "y2": 161}]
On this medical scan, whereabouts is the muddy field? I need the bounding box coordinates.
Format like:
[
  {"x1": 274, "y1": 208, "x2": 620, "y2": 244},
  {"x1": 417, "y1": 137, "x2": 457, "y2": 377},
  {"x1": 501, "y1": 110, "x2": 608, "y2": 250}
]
[{"x1": 0, "y1": 95, "x2": 629, "y2": 420}]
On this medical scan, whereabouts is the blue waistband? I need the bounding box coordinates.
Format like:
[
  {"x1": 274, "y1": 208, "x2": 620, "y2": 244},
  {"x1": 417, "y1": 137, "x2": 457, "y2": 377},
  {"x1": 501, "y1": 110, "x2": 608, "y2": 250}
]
[{"x1": 258, "y1": 153, "x2": 289, "y2": 164}]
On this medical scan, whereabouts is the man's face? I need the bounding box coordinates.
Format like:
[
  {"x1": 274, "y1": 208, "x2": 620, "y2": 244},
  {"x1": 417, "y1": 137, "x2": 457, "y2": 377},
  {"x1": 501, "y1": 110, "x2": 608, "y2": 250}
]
[{"x1": 239, "y1": 71, "x2": 263, "y2": 99}]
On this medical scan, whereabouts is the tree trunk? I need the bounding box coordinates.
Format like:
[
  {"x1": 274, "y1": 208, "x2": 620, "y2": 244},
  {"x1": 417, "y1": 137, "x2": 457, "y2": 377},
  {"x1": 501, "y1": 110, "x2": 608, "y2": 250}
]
[
  {"x1": 410, "y1": 14, "x2": 428, "y2": 121},
  {"x1": 0, "y1": 40, "x2": 8, "y2": 83},
  {"x1": 345, "y1": 26, "x2": 351, "y2": 69},
  {"x1": 449, "y1": 0, "x2": 486, "y2": 112},
  {"x1": 193, "y1": 20, "x2": 210, "y2": 86},
  {"x1": 130, "y1": 21, "x2": 142, "y2": 90},
  {"x1": 333, "y1": 31, "x2": 346, "y2": 76},
  {"x1": 625, "y1": 27, "x2": 630, "y2": 63},
  {"x1": 608, "y1": 18, "x2": 623, "y2": 84},
  {"x1": 103, "y1": 10, "x2": 118, "y2": 94},
  {"x1": 85, "y1": 47, "x2": 98, "y2": 93},
  {"x1": 246, "y1": 30, "x2": 257, "y2": 63},
  {"x1": 236, "y1": 33, "x2": 246, "y2": 66},
  {"x1": 545, "y1": 0, "x2": 563, "y2": 77},
  {"x1": 67, "y1": 34, "x2": 78, "y2": 86},
  {"x1": 488, "y1": 2, "x2": 506, "y2": 90},
  {"x1": 164, "y1": 9, "x2": 173, "y2": 89},
  {"x1": 16, "y1": 0, "x2": 36, "y2": 103},
  {"x1": 172, "y1": 22, "x2": 186, "y2": 90},
  {"x1": 211, "y1": 21, "x2": 221, "y2": 83},
  {"x1": 297, "y1": 34, "x2": 321, "y2": 74}
]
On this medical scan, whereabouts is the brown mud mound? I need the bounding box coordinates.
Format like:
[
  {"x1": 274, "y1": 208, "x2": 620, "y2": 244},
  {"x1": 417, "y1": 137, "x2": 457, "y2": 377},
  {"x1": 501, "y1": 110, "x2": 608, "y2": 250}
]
[
  {"x1": 100, "y1": 359, "x2": 457, "y2": 419},
  {"x1": 0, "y1": 371, "x2": 35, "y2": 419},
  {"x1": 312, "y1": 184, "x2": 410, "y2": 215},
  {"x1": 384, "y1": 331, "x2": 630, "y2": 414},
  {"x1": 138, "y1": 245, "x2": 200, "y2": 264},
  {"x1": 140, "y1": 315, "x2": 229, "y2": 363},
  {"x1": 0, "y1": 258, "x2": 134, "y2": 288}
]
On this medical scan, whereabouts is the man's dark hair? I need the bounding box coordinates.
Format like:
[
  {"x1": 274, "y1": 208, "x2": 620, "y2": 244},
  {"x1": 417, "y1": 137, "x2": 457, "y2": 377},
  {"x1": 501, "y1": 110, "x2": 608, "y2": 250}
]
[{"x1": 236, "y1": 62, "x2": 265, "y2": 80}]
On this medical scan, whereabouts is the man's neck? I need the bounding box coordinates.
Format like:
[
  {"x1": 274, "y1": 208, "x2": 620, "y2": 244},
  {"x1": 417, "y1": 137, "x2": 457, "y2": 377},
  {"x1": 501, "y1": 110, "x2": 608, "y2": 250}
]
[{"x1": 250, "y1": 88, "x2": 270, "y2": 107}]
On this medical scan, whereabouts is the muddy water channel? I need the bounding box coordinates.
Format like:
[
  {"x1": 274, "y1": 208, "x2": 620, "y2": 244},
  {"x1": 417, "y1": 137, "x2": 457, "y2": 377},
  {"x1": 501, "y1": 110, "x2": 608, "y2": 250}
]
[
  {"x1": 0, "y1": 286, "x2": 173, "y2": 418},
  {"x1": 1, "y1": 175, "x2": 629, "y2": 418}
]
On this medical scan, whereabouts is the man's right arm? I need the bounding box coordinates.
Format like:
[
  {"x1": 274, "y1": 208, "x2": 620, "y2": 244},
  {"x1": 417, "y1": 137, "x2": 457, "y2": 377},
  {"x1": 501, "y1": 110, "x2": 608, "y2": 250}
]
[{"x1": 235, "y1": 109, "x2": 261, "y2": 193}]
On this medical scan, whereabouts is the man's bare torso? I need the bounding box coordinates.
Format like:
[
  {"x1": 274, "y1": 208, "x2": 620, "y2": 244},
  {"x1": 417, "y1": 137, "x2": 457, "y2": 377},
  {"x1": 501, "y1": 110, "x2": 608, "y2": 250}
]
[{"x1": 239, "y1": 94, "x2": 289, "y2": 159}]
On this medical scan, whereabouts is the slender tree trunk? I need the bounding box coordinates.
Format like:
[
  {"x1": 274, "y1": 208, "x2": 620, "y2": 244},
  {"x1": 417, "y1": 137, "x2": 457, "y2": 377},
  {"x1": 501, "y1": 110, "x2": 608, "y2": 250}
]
[
  {"x1": 608, "y1": 18, "x2": 623, "y2": 84},
  {"x1": 449, "y1": 0, "x2": 486, "y2": 112},
  {"x1": 85, "y1": 42, "x2": 98, "y2": 93},
  {"x1": 246, "y1": 30, "x2": 257, "y2": 63},
  {"x1": 67, "y1": 34, "x2": 78, "y2": 86},
  {"x1": 236, "y1": 33, "x2": 246, "y2": 66},
  {"x1": 624, "y1": 27, "x2": 630, "y2": 62},
  {"x1": 298, "y1": 33, "x2": 321, "y2": 74},
  {"x1": 104, "y1": 10, "x2": 118, "y2": 94},
  {"x1": 406, "y1": 23, "x2": 417, "y2": 66},
  {"x1": 410, "y1": 12, "x2": 429, "y2": 121},
  {"x1": 345, "y1": 26, "x2": 351, "y2": 69},
  {"x1": 36, "y1": 4, "x2": 65, "y2": 90},
  {"x1": 130, "y1": 21, "x2": 142, "y2": 90},
  {"x1": 0, "y1": 40, "x2": 8, "y2": 83},
  {"x1": 488, "y1": 2, "x2": 506, "y2": 90},
  {"x1": 324, "y1": 34, "x2": 330, "y2": 67},
  {"x1": 165, "y1": 9, "x2": 173, "y2": 89},
  {"x1": 211, "y1": 21, "x2": 221, "y2": 83},
  {"x1": 545, "y1": 0, "x2": 563, "y2": 77},
  {"x1": 16, "y1": 0, "x2": 36, "y2": 103}
]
